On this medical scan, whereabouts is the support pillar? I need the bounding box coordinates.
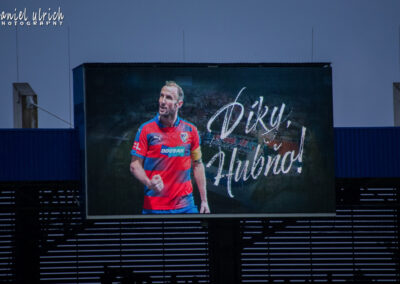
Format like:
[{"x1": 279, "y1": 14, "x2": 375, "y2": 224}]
[{"x1": 13, "y1": 83, "x2": 38, "y2": 128}]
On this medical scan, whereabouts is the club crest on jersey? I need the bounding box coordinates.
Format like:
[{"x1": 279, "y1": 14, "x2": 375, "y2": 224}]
[{"x1": 180, "y1": 132, "x2": 188, "y2": 143}]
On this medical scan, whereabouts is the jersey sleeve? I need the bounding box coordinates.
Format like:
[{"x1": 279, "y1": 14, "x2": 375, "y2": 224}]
[
  {"x1": 131, "y1": 126, "x2": 148, "y2": 158},
  {"x1": 190, "y1": 126, "x2": 202, "y2": 161}
]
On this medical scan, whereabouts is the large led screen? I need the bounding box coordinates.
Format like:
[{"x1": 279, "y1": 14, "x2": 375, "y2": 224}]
[{"x1": 73, "y1": 63, "x2": 335, "y2": 218}]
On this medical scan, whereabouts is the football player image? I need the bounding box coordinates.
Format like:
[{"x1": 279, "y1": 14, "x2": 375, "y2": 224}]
[{"x1": 130, "y1": 81, "x2": 210, "y2": 214}]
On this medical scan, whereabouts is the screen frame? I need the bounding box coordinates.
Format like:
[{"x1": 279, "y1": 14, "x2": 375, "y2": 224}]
[{"x1": 73, "y1": 62, "x2": 336, "y2": 219}]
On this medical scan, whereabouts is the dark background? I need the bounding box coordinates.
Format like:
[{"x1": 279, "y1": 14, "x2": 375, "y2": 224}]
[{"x1": 76, "y1": 63, "x2": 335, "y2": 217}]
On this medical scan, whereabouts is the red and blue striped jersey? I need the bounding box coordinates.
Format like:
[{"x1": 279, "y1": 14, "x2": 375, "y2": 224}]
[{"x1": 131, "y1": 115, "x2": 201, "y2": 210}]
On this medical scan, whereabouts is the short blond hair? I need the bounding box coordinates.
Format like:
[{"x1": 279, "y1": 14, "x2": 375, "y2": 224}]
[{"x1": 165, "y1": 81, "x2": 184, "y2": 102}]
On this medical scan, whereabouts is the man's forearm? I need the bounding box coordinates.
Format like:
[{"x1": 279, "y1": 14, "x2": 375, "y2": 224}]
[
  {"x1": 130, "y1": 158, "x2": 150, "y2": 187},
  {"x1": 193, "y1": 161, "x2": 207, "y2": 202},
  {"x1": 130, "y1": 157, "x2": 164, "y2": 192}
]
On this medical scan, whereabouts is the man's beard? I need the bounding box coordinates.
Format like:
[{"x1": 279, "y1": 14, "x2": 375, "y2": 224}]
[{"x1": 159, "y1": 104, "x2": 177, "y2": 118}]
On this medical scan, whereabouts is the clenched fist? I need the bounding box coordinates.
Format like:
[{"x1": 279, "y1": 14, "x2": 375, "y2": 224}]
[{"x1": 148, "y1": 174, "x2": 164, "y2": 193}]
